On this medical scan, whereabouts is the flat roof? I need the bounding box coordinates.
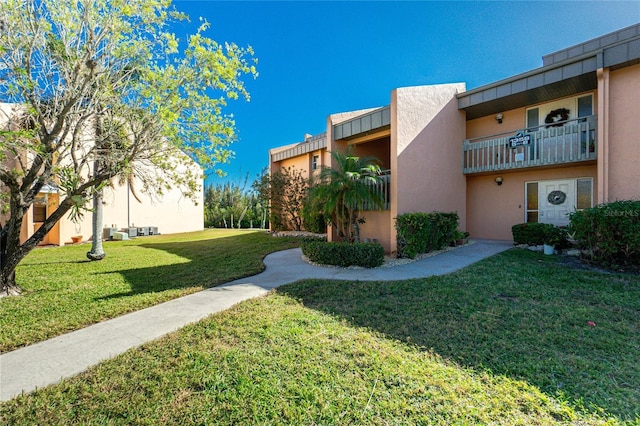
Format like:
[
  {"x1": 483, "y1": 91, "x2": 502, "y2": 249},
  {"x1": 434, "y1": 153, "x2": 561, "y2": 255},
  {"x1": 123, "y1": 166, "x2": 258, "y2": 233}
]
[
  {"x1": 458, "y1": 23, "x2": 640, "y2": 120},
  {"x1": 270, "y1": 132, "x2": 327, "y2": 163},
  {"x1": 333, "y1": 106, "x2": 391, "y2": 141}
]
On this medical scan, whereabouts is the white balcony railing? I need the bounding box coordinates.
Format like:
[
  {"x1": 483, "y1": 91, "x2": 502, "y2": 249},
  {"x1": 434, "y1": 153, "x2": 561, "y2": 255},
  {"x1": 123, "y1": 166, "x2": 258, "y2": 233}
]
[
  {"x1": 362, "y1": 169, "x2": 390, "y2": 211},
  {"x1": 463, "y1": 116, "x2": 597, "y2": 174}
]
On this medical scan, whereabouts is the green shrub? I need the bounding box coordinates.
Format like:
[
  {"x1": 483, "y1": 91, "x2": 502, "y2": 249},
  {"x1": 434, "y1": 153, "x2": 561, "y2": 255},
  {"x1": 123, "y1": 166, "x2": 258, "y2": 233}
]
[
  {"x1": 512, "y1": 222, "x2": 547, "y2": 245},
  {"x1": 301, "y1": 241, "x2": 384, "y2": 268},
  {"x1": 512, "y1": 222, "x2": 569, "y2": 248},
  {"x1": 301, "y1": 199, "x2": 327, "y2": 234},
  {"x1": 543, "y1": 225, "x2": 569, "y2": 247},
  {"x1": 569, "y1": 200, "x2": 640, "y2": 266},
  {"x1": 395, "y1": 212, "x2": 459, "y2": 258},
  {"x1": 300, "y1": 235, "x2": 328, "y2": 244}
]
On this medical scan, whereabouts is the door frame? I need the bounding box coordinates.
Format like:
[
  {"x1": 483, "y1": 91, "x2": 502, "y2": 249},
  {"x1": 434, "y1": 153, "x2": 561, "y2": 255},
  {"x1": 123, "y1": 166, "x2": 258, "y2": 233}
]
[{"x1": 524, "y1": 177, "x2": 594, "y2": 224}]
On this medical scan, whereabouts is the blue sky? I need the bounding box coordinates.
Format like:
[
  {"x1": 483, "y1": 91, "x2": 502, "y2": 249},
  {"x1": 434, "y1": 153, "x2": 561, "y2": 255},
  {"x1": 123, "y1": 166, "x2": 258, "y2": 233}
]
[{"x1": 171, "y1": 1, "x2": 639, "y2": 188}]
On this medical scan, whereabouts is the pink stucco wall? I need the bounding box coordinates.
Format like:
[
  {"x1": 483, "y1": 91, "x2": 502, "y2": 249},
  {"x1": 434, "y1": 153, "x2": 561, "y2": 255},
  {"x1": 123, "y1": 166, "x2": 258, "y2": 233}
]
[
  {"x1": 466, "y1": 107, "x2": 526, "y2": 141},
  {"x1": 607, "y1": 63, "x2": 640, "y2": 201},
  {"x1": 466, "y1": 165, "x2": 597, "y2": 240},
  {"x1": 272, "y1": 154, "x2": 314, "y2": 179},
  {"x1": 358, "y1": 210, "x2": 392, "y2": 251},
  {"x1": 391, "y1": 83, "x2": 467, "y2": 253}
]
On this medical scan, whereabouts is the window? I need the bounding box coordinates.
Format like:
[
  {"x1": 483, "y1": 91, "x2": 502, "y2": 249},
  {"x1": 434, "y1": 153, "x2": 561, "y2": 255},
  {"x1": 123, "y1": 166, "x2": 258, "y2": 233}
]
[
  {"x1": 312, "y1": 155, "x2": 319, "y2": 171},
  {"x1": 526, "y1": 108, "x2": 539, "y2": 131},
  {"x1": 33, "y1": 202, "x2": 46, "y2": 223},
  {"x1": 525, "y1": 182, "x2": 539, "y2": 222},
  {"x1": 576, "y1": 178, "x2": 593, "y2": 210},
  {"x1": 577, "y1": 95, "x2": 595, "y2": 154},
  {"x1": 577, "y1": 95, "x2": 593, "y2": 118}
]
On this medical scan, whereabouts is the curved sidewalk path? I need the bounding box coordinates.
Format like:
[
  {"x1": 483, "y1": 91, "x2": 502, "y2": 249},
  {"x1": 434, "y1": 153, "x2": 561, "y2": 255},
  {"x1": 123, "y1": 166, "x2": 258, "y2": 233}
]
[{"x1": 1, "y1": 239, "x2": 511, "y2": 401}]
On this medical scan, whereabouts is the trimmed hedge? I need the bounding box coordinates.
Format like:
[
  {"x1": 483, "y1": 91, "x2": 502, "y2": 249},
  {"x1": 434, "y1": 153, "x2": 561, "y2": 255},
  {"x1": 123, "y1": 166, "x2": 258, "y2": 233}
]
[
  {"x1": 511, "y1": 222, "x2": 548, "y2": 245},
  {"x1": 301, "y1": 241, "x2": 384, "y2": 268},
  {"x1": 569, "y1": 200, "x2": 640, "y2": 266},
  {"x1": 395, "y1": 212, "x2": 459, "y2": 258},
  {"x1": 512, "y1": 222, "x2": 568, "y2": 248}
]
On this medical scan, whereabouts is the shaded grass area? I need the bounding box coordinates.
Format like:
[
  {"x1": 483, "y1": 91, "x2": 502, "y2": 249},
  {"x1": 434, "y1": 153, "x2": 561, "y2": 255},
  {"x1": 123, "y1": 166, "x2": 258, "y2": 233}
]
[
  {"x1": 0, "y1": 292, "x2": 617, "y2": 425},
  {"x1": 1, "y1": 250, "x2": 637, "y2": 424},
  {"x1": 280, "y1": 250, "x2": 640, "y2": 422},
  {"x1": 0, "y1": 230, "x2": 299, "y2": 352}
]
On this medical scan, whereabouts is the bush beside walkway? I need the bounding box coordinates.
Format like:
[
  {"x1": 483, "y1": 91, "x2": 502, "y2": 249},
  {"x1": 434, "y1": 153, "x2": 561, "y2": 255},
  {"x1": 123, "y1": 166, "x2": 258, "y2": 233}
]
[{"x1": 1, "y1": 249, "x2": 639, "y2": 423}]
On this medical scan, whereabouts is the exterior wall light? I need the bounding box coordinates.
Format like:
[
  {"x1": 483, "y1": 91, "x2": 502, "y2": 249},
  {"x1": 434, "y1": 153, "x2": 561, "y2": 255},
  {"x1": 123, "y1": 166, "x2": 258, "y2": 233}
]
[
  {"x1": 496, "y1": 113, "x2": 503, "y2": 124},
  {"x1": 495, "y1": 176, "x2": 503, "y2": 186}
]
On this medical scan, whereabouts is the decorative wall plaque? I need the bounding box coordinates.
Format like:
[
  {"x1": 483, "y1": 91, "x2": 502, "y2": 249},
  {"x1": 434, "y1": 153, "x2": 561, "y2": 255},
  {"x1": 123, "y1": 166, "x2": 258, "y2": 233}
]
[{"x1": 547, "y1": 190, "x2": 567, "y2": 205}]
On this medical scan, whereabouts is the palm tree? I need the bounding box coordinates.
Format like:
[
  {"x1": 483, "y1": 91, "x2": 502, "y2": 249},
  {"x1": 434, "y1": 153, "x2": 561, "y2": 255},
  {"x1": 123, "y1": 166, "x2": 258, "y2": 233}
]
[{"x1": 311, "y1": 148, "x2": 384, "y2": 243}]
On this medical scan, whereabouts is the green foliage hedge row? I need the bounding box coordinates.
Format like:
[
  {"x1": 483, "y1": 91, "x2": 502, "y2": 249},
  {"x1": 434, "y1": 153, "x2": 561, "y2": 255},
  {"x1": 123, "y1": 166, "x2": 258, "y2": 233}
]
[
  {"x1": 511, "y1": 222, "x2": 548, "y2": 245},
  {"x1": 395, "y1": 212, "x2": 459, "y2": 258},
  {"x1": 301, "y1": 241, "x2": 384, "y2": 268},
  {"x1": 512, "y1": 222, "x2": 568, "y2": 247},
  {"x1": 569, "y1": 200, "x2": 640, "y2": 266}
]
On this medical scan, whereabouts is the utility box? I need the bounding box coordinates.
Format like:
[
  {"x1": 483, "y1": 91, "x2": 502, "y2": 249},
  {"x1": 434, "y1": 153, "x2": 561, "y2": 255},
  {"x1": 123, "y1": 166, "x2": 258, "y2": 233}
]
[
  {"x1": 112, "y1": 232, "x2": 129, "y2": 241},
  {"x1": 103, "y1": 227, "x2": 118, "y2": 240},
  {"x1": 137, "y1": 227, "x2": 149, "y2": 236},
  {"x1": 148, "y1": 226, "x2": 159, "y2": 235},
  {"x1": 126, "y1": 228, "x2": 137, "y2": 238}
]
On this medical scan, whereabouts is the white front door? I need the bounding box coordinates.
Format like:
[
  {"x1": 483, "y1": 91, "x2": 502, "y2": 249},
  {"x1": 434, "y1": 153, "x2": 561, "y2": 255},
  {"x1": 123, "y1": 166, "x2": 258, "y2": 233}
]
[{"x1": 538, "y1": 180, "x2": 575, "y2": 226}]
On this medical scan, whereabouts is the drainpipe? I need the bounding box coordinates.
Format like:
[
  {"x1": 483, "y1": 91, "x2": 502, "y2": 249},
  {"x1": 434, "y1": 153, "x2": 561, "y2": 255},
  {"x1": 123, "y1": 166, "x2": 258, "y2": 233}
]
[{"x1": 596, "y1": 63, "x2": 610, "y2": 204}]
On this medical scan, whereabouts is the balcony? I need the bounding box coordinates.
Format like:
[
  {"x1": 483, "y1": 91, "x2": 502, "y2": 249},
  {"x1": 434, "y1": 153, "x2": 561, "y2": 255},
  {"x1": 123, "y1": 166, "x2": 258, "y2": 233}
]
[
  {"x1": 463, "y1": 116, "x2": 597, "y2": 174},
  {"x1": 362, "y1": 169, "x2": 390, "y2": 211}
]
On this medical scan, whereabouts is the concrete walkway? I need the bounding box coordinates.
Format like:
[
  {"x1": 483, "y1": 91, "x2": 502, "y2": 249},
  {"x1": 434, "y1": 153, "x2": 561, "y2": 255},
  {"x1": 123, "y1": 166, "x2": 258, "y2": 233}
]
[{"x1": 0, "y1": 239, "x2": 511, "y2": 401}]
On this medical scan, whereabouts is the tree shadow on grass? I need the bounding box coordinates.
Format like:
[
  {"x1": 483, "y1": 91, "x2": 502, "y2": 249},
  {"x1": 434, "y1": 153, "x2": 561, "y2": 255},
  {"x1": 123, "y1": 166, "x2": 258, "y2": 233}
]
[
  {"x1": 22, "y1": 259, "x2": 91, "y2": 266},
  {"x1": 277, "y1": 250, "x2": 640, "y2": 421},
  {"x1": 95, "y1": 232, "x2": 299, "y2": 300}
]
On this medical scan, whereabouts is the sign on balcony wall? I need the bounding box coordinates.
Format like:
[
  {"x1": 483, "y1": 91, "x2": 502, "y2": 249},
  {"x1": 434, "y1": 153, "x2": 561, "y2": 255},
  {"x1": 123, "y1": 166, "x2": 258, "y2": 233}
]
[{"x1": 509, "y1": 132, "x2": 531, "y2": 148}]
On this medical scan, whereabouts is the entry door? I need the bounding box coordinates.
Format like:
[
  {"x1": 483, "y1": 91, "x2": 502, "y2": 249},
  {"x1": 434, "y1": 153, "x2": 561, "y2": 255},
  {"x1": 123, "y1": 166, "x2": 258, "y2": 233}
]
[{"x1": 538, "y1": 180, "x2": 575, "y2": 226}]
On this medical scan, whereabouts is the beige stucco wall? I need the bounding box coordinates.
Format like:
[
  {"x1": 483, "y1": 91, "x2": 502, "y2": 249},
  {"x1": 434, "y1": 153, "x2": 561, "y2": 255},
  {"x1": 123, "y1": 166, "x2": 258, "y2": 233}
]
[
  {"x1": 103, "y1": 176, "x2": 203, "y2": 238},
  {"x1": 273, "y1": 154, "x2": 313, "y2": 179},
  {"x1": 55, "y1": 159, "x2": 204, "y2": 244},
  {"x1": 391, "y1": 83, "x2": 467, "y2": 253},
  {"x1": 466, "y1": 107, "x2": 526, "y2": 140},
  {"x1": 607, "y1": 63, "x2": 640, "y2": 201},
  {"x1": 466, "y1": 165, "x2": 597, "y2": 240},
  {"x1": 358, "y1": 210, "x2": 391, "y2": 251}
]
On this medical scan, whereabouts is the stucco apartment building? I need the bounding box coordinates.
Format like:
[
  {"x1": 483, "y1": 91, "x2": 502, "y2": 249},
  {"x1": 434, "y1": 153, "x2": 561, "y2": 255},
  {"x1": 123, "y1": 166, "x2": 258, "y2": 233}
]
[
  {"x1": 269, "y1": 24, "x2": 640, "y2": 254},
  {"x1": 0, "y1": 103, "x2": 204, "y2": 247}
]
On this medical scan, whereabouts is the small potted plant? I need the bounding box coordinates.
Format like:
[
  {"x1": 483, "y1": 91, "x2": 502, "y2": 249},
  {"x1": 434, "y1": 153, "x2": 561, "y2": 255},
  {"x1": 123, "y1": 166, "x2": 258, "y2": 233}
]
[{"x1": 543, "y1": 225, "x2": 564, "y2": 255}]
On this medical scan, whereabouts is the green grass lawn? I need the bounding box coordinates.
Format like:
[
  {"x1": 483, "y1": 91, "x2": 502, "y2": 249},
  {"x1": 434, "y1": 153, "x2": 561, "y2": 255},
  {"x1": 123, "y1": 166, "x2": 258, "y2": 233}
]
[
  {"x1": 0, "y1": 229, "x2": 300, "y2": 353},
  {"x1": 1, "y1": 248, "x2": 638, "y2": 424}
]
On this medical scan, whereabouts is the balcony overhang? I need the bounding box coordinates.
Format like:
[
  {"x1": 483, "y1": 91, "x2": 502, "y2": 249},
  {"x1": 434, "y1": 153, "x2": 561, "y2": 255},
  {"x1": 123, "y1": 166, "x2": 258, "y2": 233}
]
[
  {"x1": 333, "y1": 106, "x2": 391, "y2": 141},
  {"x1": 458, "y1": 23, "x2": 640, "y2": 120},
  {"x1": 458, "y1": 57, "x2": 599, "y2": 120}
]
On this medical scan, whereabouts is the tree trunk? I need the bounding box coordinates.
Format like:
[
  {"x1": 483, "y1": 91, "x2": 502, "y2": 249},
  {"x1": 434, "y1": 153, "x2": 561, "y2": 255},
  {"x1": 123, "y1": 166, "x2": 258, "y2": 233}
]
[
  {"x1": 237, "y1": 205, "x2": 248, "y2": 229},
  {"x1": 352, "y1": 213, "x2": 361, "y2": 243},
  {"x1": 87, "y1": 104, "x2": 106, "y2": 261},
  {"x1": 86, "y1": 188, "x2": 106, "y2": 261},
  {"x1": 1, "y1": 231, "x2": 20, "y2": 296}
]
